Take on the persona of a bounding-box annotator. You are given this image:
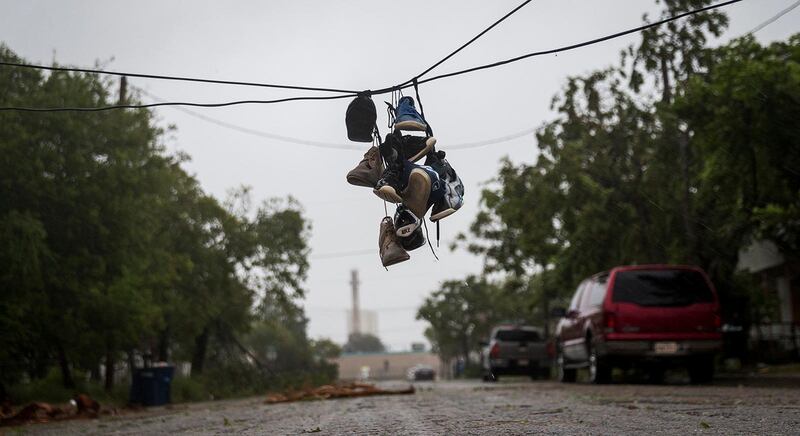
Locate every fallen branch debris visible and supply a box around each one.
[265,382,415,404]
[0,394,107,427]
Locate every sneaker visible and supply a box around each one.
[399,225,425,251]
[373,165,403,203]
[379,216,410,267]
[426,151,464,222]
[373,133,404,202]
[400,135,436,162]
[347,146,384,188]
[394,205,420,238]
[401,165,437,219]
[394,96,428,132]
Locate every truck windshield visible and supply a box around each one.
[612,269,714,307]
[495,330,540,342]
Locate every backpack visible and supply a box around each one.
[345,94,377,142]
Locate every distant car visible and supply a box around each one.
[407,364,435,381]
[553,264,722,384]
[481,325,552,381]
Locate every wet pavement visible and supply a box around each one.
[12,377,800,435]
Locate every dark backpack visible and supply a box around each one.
[345,94,377,142]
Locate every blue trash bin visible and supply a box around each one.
[130,366,174,406]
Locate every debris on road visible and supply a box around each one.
[264,382,414,404]
[0,394,106,427]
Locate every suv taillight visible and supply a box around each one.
[489,343,500,358]
[604,312,617,333]
[713,312,721,329]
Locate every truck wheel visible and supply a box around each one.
[557,347,576,383]
[588,343,611,384]
[688,357,714,384]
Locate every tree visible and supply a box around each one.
[343,333,385,353]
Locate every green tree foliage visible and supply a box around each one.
[427,2,799,366]
[0,45,323,397]
[416,276,532,367]
[342,333,386,353]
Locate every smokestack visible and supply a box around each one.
[350,269,360,335]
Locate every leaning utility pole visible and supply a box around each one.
[350,269,361,335]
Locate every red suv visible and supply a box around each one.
[553,265,722,384]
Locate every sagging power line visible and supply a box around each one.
[0,0,743,112]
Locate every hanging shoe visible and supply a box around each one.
[347,146,384,188]
[379,216,410,267]
[399,225,426,251]
[400,135,436,163]
[394,204,421,238]
[373,132,404,202]
[394,96,428,132]
[401,165,436,219]
[426,151,464,222]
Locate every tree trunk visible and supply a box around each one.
[157,328,170,362]
[678,132,697,263]
[104,351,115,391]
[191,326,210,376]
[90,363,102,382]
[56,342,75,389]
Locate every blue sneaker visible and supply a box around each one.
[394,96,428,132]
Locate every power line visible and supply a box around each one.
[145,87,537,151]
[0,93,357,112]
[0,60,358,94]
[411,0,534,82]
[748,0,800,34]
[0,0,744,112]
[414,0,744,87]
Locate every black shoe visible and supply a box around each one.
[399,225,425,251]
[400,135,436,163]
[425,151,464,222]
[394,205,420,238]
[373,164,403,203]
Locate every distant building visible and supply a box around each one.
[737,239,800,361]
[346,309,378,337]
[334,351,442,381]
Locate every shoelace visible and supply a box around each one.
[385,102,396,129]
[422,218,439,261]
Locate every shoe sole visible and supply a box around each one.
[373,186,403,203]
[347,174,378,188]
[430,207,457,222]
[382,252,410,267]
[395,120,428,132]
[402,169,431,219]
[407,137,436,163]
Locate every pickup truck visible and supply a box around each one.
[481,325,552,381]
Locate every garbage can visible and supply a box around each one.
[130,366,174,406]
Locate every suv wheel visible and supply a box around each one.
[557,345,576,383]
[587,342,611,384]
[688,357,714,384]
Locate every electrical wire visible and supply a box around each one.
[0,60,358,94]
[0,93,357,112]
[412,0,744,88]
[410,0,534,82]
[0,0,744,112]
[748,0,800,34]
[147,86,537,151]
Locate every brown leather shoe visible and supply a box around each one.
[347,146,384,188]
[379,217,410,267]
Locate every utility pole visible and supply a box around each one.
[350,269,361,335]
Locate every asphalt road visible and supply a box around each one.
[15,376,800,435]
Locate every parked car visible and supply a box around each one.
[481,325,552,381]
[407,364,435,381]
[553,265,722,384]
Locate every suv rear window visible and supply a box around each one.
[495,330,540,342]
[612,269,714,307]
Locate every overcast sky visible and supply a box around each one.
[1,0,797,351]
